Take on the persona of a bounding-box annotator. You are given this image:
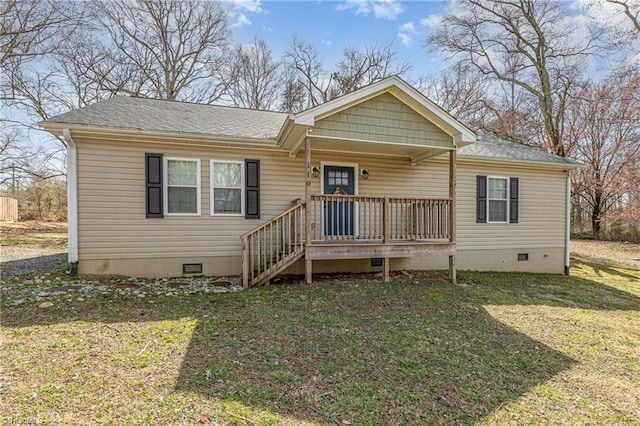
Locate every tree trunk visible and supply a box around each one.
[592,192,602,240]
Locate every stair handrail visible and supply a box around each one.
[241,201,306,288]
[240,200,305,240]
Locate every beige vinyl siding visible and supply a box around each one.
[313,93,453,148]
[76,137,568,276]
[76,140,449,263]
[455,163,567,250]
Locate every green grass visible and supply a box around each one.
[1,261,639,424]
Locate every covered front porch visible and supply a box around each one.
[241,137,458,287]
[241,77,475,287]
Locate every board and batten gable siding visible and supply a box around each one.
[455,163,567,251]
[312,92,453,148]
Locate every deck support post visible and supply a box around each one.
[448,149,457,284]
[383,257,390,282]
[242,238,249,288]
[304,136,313,284]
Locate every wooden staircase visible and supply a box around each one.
[241,202,306,288]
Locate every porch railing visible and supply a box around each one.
[308,195,452,242]
[241,201,306,288]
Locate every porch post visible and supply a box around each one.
[383,196,390,282]
[304,136,313,284]
[448,149,457,284]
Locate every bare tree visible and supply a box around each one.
[1,0,233,190]
[333,42,410,95]
[279,68,306,113]
[426,0,595,157]
[285,38,410,108]
[223,37,281,110]
[568,69,640,238]
[85,0,231,103]
[284,37,333,108]
[0,0,74,66]
[0,127,65,192]
[606,0,640,35]
[415,63,492,129]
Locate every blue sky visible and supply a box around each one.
[226,0,450,79]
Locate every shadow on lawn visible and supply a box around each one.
[3,271,640,424]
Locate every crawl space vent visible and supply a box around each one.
[517,253,529,261]
[182,263,203,274]
[371,258,383,267]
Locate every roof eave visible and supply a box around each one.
[41,123,280,147]
[457,154,586,170]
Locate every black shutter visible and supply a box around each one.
[509,177,519,223]
[146,153,163,218]
[245,159,260,219]
[476,175,487,223]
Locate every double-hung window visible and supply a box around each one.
[488,177,508,223]
[211,160,243,215]
[164,157,201,215]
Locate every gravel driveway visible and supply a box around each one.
[1,252,68,279]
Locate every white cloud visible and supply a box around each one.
[231,13,252,29]
[373,0,404,19]
[399,21,417,34]
[397,32,412,46]
[336,0,370,14]
[420,14,443,28]
[223,0,263,13]
[337,0,404,20]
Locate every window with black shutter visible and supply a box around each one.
[477,175,520,224]
[145,153,163,218]
[245,159,260,219]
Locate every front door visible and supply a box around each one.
[323,165,355,236]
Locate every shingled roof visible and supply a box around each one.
[41,95,581,168]
[41,96,289,141]
[458,133,582,167]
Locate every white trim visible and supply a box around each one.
[320,162,359,237]
[62,128,78,264]
[487,176,509,224]
[565,170,574,275]
[210,159,244,217]
[163,157,201,216]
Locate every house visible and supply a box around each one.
[39,76,583,287]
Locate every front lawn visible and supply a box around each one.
[1,260,639,424]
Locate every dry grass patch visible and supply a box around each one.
[1,221,67,262]
[2,264,639,424]
[1,237,639,424]
[572,239,640,270]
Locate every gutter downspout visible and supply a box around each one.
[63,128,79,275]
[565,169,577,276]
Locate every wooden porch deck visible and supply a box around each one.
[241,193,456,287]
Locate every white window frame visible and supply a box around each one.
[210,159,244,216]
[487,176,509,224]
[163,157,201,216]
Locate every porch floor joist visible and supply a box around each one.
[305,241,455,260]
